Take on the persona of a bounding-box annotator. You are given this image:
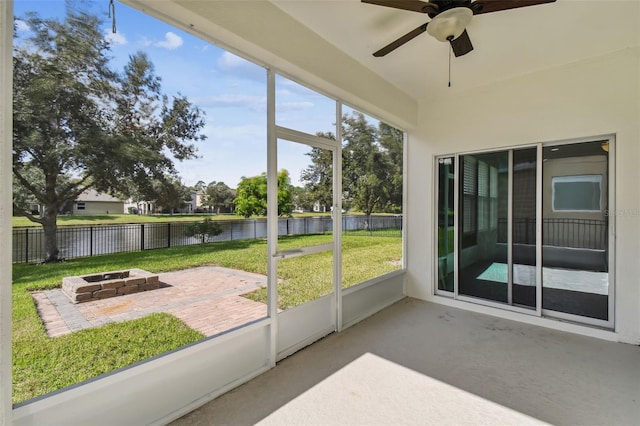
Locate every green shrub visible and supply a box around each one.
[184,218,223,243]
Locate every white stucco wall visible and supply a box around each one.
[407,47,640,344]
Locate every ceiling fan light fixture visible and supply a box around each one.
[426,7,473,42]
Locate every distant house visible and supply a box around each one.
[313,201,327,213]
[189,190,206,213]
[74,189,124,215]
[124,199,155,215]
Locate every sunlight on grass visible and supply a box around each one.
[12,313,203,405]
[12,234,401,404]
[243,235,402,309]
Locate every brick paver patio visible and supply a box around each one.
[32,266,268,338]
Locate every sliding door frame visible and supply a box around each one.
[434,154,457,298]
[449,144,541,316]
[540,135,616,329]
[507,149,514,306]
[434,135,615,329]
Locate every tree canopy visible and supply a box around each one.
[300,134,334,213]
[300,112,403,216]
[153,177,191,214]
[234,170,293,218]
[12,7,206,262]
[203,181,236,214]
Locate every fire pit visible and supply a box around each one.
[62,268,159,303]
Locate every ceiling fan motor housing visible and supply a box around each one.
[426,7,473,42]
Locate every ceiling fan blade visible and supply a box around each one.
[449,29,473,57]
[361,0,438,14]
[373,23,428,57]
[470,0,556,15]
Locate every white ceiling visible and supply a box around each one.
[272,0,640,100]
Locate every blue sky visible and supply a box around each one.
[14,0,347,188]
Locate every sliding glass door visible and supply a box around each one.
[458,151,509,304]
[512,148,538,309]
[435,138,614,327]
[437,157,455,292]
[542,141,611,323]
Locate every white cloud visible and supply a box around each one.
[138,36,152,47]
[216,51,266,81]
[201,94,267,112]
[276,88,295,97]
[155,32,183,50]
[206,123,266,142]
[104,30,127,46]
[277,101,315,112]
[15,20,29,33]
[217,51,248,70]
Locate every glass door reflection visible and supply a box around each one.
[458,151,509,303]
[437,157,455,292]
[440,140,613,325]
[542,141,610,321]
[512,148,537,309]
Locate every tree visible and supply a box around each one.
[192,180,206,192]
[203,181,236,214]
[277,170,294,216]
[154,177,190,214]
[300,133,334,212]
[377,122,404,212]
[12,8,206,262]
[300,113,403,217]
[122,178,157,215]
[290,186,315,212]
[235,174,267,218]
[341,112,383,216]
[184,218,223,243]
[12,166,46,215]
[234,170,293,218]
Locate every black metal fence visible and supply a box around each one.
[498,217,607,250]
[12,215,402,263]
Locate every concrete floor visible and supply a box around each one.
[170,298,640,425]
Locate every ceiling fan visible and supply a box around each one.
[364,0,556,57]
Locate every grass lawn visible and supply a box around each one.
[245,235,402,308]
[12,234,401,404]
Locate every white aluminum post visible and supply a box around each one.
[0,2,13,425]
[607,136,616,329]
[508,150,514,305]
[536,144,543,316]
[334,102,343,331]
[402,130,407,292]
[266,69,278,367]
[433,157,440,295]
[453,154,460,298]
